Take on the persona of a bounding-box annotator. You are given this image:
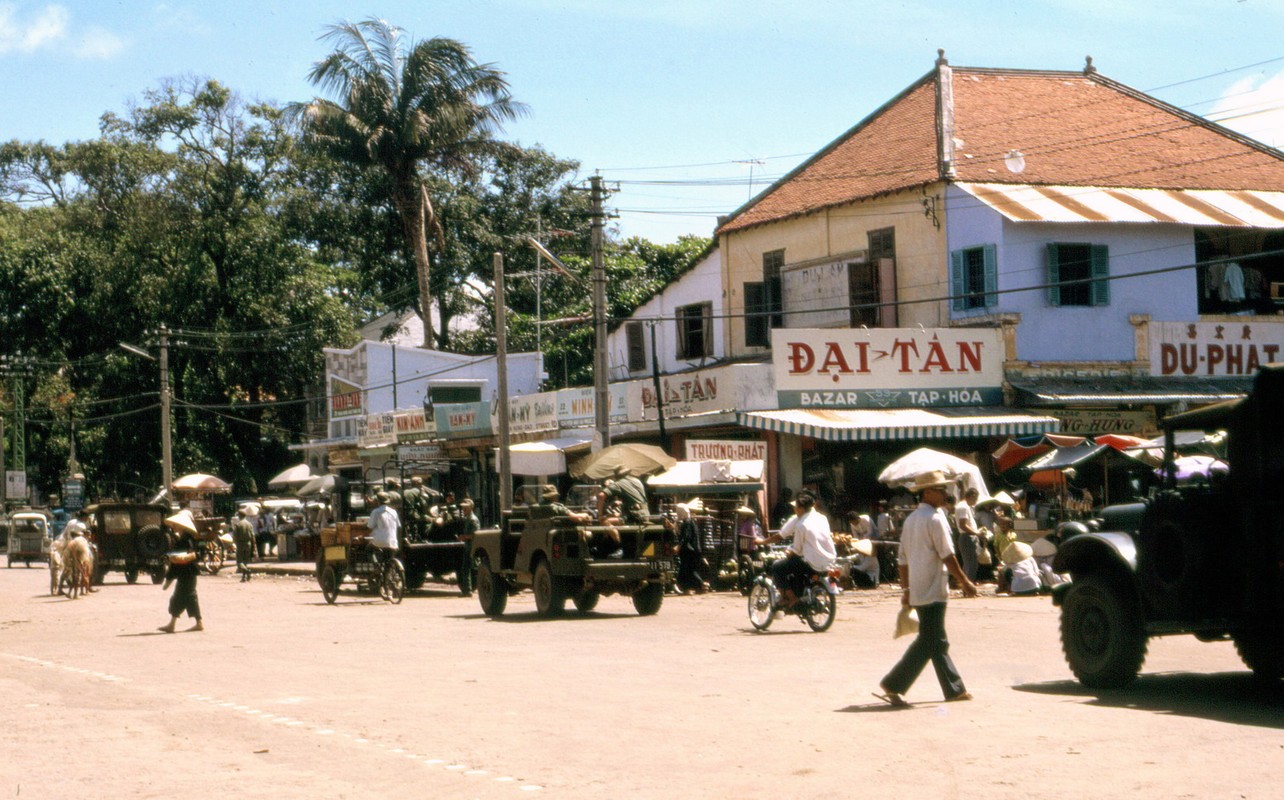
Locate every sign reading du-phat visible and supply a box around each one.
[772,328,1004,408]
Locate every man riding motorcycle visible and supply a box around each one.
[757,490,837,610]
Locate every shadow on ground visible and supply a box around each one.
[1014,671,1284,729]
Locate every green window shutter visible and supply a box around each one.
[1090,244,1110,306]
[1047,243,1062,306]
[983,244,998,307]
[950,250,966,311]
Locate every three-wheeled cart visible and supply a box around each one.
[315,521,405,604]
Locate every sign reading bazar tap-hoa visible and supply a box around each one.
[772,328,1004,408]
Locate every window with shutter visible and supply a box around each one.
[744,282,768,347]
[626,322,646,371]
[675,302,713,359]
[950,245,998,310]
[1047,242,1107,306]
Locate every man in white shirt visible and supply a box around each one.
[877,471,977,707]
[759,490,836,609]
[368,492,401,555]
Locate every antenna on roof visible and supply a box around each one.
[936,48,948,67]
[1084,55,1096,75]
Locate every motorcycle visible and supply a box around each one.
[747,565,841,632]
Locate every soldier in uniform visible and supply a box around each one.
[401,476,424,541]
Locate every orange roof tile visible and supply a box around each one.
[718,65,1284,235]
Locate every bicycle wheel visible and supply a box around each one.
[748,580,776,631]
[381,558,406,604]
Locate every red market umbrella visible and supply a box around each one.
[992,433,1085,474]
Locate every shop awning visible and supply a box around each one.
[737,407,1060,442]
[958,183,1284,228]
[499,435,593,476]
[1010,376,1252,406]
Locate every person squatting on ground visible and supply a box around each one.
[758,490,837,609]
[877,471,977,707]
[231,509,255,582]
[672,502,709,594]
[159,529,203,633]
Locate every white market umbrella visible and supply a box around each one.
[171,473,232,493]
[267,463,315,489]
[296,474,337,497]
[878,447,989,498]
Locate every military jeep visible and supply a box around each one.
[1052,364,1284,688]
[86,502,172,585]
[471,504,675,618]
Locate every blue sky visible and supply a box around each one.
[3,0,1283,243]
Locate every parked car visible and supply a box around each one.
[6,509,52,567]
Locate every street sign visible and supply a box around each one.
[6,470,27,500]
[62,477,85,512]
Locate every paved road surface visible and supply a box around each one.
[2,564,1281,798]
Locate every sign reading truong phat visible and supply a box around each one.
[772,328,1004,408]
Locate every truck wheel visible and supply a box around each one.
[150,565,166,584]
[573,590,600,614]
[1233,629,1284,682]
[1060,575,1147,689]
[533,559,565,617]
[404,568,427,591]
[632,583,664,616]
[125,568,139,585]
[320,565,339,604]
[476,558,508,617]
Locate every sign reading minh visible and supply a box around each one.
[772,328,1005,408]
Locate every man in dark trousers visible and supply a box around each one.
[231,509,255,582]
[876,471,977,707]
[159,526,203,633]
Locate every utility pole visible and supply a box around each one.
[159,325,173,497]
[493,252,513,513]
[590,174,611,451]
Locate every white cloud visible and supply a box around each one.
[0,2,69,54]
[74,25,124,59]
[1209,70,1284,149]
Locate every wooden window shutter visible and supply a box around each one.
[1090,244,1110,306]
[950,250,966,311]
[983,244,998,307]
[1046,243,1062,306]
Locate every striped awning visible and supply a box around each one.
[958,183,1284,228]
[738,407,1060,442]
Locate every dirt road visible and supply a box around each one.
[2,565,1280,799]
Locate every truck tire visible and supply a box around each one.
[533,559,565,617]
[1233,629,1284,682]
[572,589,600,614]
[1138,510,1209,618]
[1060,574,1148,689]
[404,567,427,590]
[632,583,664,616]
[476,557,508,617]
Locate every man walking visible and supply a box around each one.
[877,471,977,707]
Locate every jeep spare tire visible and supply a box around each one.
[137,525,170,558]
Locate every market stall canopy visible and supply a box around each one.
[878,447,989,498]
[1156,455,1229,483]
[499,435,593,477]
[647,460,765,495]
[267,463,315,489]
[296,474,337,497]
[1021,443,1109,474]
[570,443,677,481]
[1122,430,1228,467]
[739,407,1059,443]
[171,473,231,493]
[1092,434,1149,452]
[992,433,1086,474]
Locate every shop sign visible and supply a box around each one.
[634,369,732,418]
[772,328,1004,408]
[1150,321,1284,377]
[503,391,559,434]
[1050,409,1155,436]
[397,444,443,462]
[358,412,396,447]
[435,401,492,438]
[329,376,363,419]
[62,477,84,512]
[685,439,767,461]
[557,385,628,428]
[328,447,360,466]
[394,409,433,443]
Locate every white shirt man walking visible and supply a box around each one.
[876,471,978,707]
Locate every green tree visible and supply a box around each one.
[299,17,526,350]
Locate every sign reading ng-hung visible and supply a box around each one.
[772,328,1004,408]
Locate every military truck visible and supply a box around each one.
[471,504,675,618]
[1052,364,1284,688]
[85,501,172,585]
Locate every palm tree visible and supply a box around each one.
[300,18,526,348]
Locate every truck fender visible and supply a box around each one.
[1051,532,1138,606]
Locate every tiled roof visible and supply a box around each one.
[718,64,1284,235]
